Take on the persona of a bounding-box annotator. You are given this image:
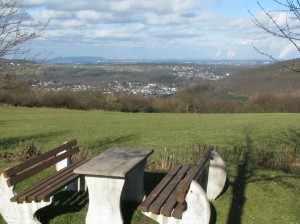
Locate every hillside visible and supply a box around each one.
[1,58,299,112]
[2,57,299,98]
[0,59,257,95]
[205,59,300,98]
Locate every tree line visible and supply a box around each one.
[1,74,299,113]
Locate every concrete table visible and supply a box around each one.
[74,147,153,224]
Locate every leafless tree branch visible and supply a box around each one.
[252,43,300,72]
[249,0,300,71]
[0,0,50,59]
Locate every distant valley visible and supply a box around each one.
[1,57,300,113]
[0,57,272,97]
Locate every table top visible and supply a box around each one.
[74,147,153,177]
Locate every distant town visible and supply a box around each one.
[31,80,178,96]
[2,57,271,96]
[29,63,233,96]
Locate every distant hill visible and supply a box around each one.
[45,57,107,64]
[209,58,300,97]
[1,56,299,99]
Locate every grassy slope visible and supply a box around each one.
[0,106,299,223]
[1,106,299,153]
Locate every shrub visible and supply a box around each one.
[149,144,299,172]
[72,147,92,162]
[14,139,41,160]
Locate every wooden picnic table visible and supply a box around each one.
[74,147,153,224]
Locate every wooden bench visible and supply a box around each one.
[138,150,226,224]
[0,139,89,224]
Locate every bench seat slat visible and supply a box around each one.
[3,139,77,178]
[7,146,80,187]
[160,166,204,217]
[149,165,190,214]
[177,151,211,203]
[27,171,78,202]
[160,183,183,216]
[139,150,213,220]
[37,173,81,201]
[138,164,182,212]
[10,159,89,203]
[172,202,186,219]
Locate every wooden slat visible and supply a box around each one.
[138,164,182,212]
[37,173,81,201]
[160,168,207,216]
[194,167,206,184]
[11,159,89,203]
[160,185,183,216]
[149,165,190,214]
[177,150,212,203]
[172,202,187,219]
[6,146,80,187]
[139,149,213,218]
[3,139,77,178]
[161,169,206,217]
[34,160,89,202]
[27,171,77,202]
[11,161,76,202]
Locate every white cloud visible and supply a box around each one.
[227,50,236,58]
[20,0,300,59]
[77,10,114,23]
[279,42,299,59]
[172,0,197,12]
[215,49,222,57]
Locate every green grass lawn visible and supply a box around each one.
[1,106,299,155]
[0,105,299,223]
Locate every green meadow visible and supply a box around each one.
[0,106,299,223]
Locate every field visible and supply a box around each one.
[0,106,299,223]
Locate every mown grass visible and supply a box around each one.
[0,105,300,223]
[1,106,299,155]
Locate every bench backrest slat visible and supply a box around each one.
[3,139,77,178]
[6,146,80,187]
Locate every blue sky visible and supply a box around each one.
[23,0,300,60]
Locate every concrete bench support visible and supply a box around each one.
[206,151,227,201]
[0,174,53,224]
[85,176,125,224]
[74,147,153,224]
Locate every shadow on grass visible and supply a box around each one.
[86,134,138,154]
[36,191,88,224]
[226,135,256,224]
[209,203,217,224]
[121,171,167,224]
[121,201,141,224]
[0,131,70,150]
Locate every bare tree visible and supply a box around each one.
[0,0,49,59]
[249,0,300,70]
